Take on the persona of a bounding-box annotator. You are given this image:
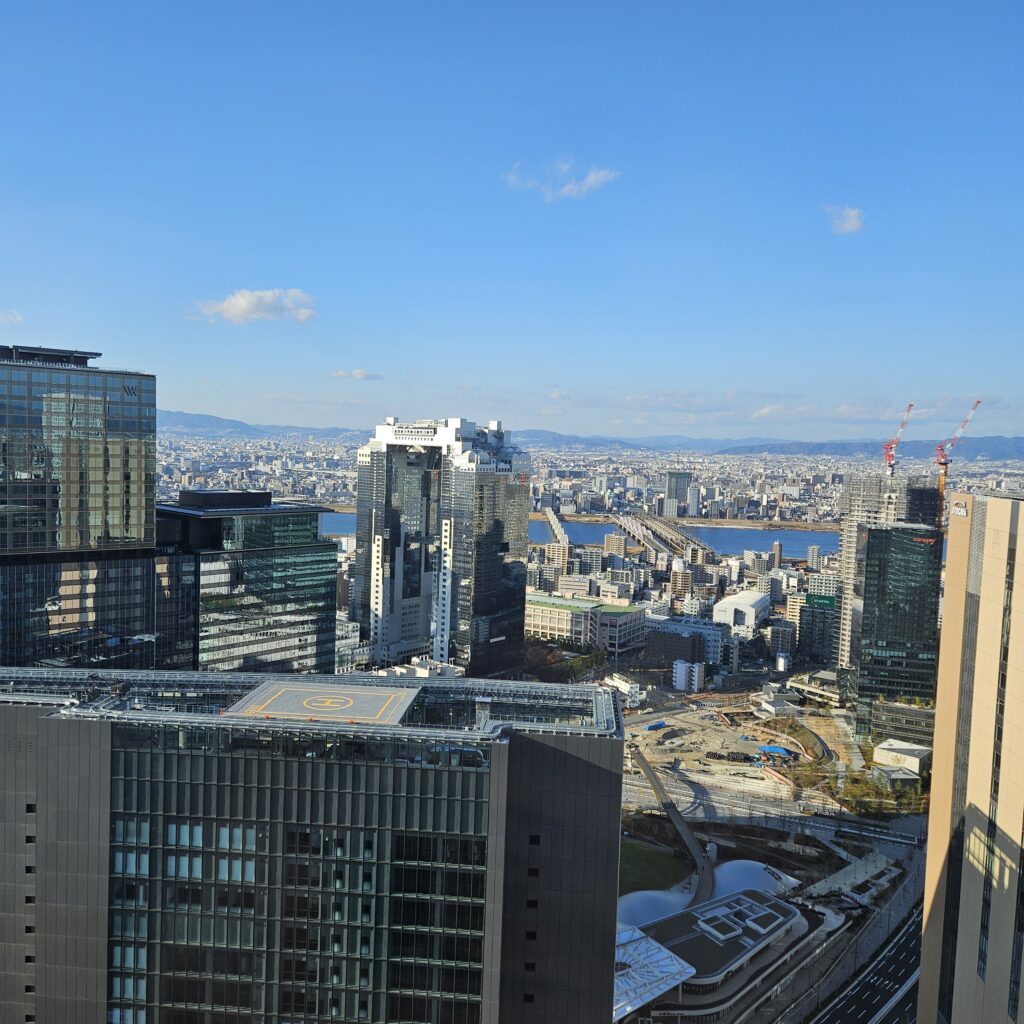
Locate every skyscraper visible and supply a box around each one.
[352,418,530,674]
[851,523,942,732]
[664,470,693,507]
[0,666,623,1024]
[0,344,156,667]
[836,474,940,669]
[797,594,838,665]
[920,492,1024,1024]
[155,489,337,673]
[806,544,821,570]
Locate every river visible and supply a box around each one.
[325,512,839,559]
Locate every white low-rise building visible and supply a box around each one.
[713,591,771,638]
[672,660,706,693]
[873,737,932,776]
[602,672,646,708]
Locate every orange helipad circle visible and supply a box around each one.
[303,695,355,711]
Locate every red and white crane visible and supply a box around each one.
[935,400,981,518]
[883,402,915,475]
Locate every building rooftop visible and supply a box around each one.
[641,889,800,984]
[0,667,622,742]
[526,593,601,611]
[157,494,329,517]
[226,679,419,725]
[874,737,932,757]
[613,925,696,1023]
[0,344,101,367]
[714,591,771,610]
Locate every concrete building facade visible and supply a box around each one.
[920,493,1024,1024]
[0,668,623,1024]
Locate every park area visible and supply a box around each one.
[619,837,687,895]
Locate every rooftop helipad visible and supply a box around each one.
[225,680,420,726]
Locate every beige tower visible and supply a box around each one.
[919,492,1024,1024]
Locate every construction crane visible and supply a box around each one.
[935,400,981,520]
[883,402,915,475]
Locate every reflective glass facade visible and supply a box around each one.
[0,347,156,667]
[1,551,156,667]
[853,523,943,725]
[443,462,530,673]
[353,419,530,674]
[156,502,337,674]
[0,354,155,553]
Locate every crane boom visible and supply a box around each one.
[883,402,915,474]
[935,399,981,525]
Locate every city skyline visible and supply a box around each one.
[2,3,1021,438]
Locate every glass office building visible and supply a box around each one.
[851,522,943,736]
[0,345,156,667]
[1,667,623,1024]
[156,490,337,674]
[352,418,530,675]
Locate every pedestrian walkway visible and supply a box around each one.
[830,709,865,769]
[804,851,893,896]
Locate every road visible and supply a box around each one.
[809,906,922,1024]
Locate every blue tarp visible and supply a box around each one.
[760,745,792,756]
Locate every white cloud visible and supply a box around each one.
[0,309,24,324]
[331,368,383,381]
[197,288,315,324]
[505,158,620,202]
[826,205,865,234]
[547,388,570,401]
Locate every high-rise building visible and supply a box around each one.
[797,594,838,665]
[351,418,530,674]
[851,523,942,727]
[920,493,1024,1024]
[686,484,702,516]
[603,532,626,558]
[669,558,692,598]
[806,544,822,570]
[664,470,693,505]
[784,592,806,643]
[808,572,840,598]
[0,667,623,1024]
[836,474,940,669]
[0,345,157,668]
[155,489,337,673]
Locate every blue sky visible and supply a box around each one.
[1,2,1021,439]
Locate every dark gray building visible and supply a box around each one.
[0,344,157,668]
[797,594,837,665]
[851,522,943,737]
[0,667,623,1024]
[155,489,337,674]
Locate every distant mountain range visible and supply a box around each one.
[158,409,369,443]
[157,410,1024,460]
[718,437,1024,460]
